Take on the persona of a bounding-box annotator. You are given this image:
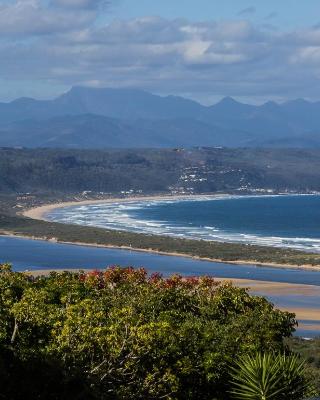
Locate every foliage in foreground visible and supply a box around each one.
[230,352,315,400]
[0,263,300,399]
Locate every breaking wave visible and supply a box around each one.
[45,195,320,252]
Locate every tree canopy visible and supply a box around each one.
[0,264,299,399]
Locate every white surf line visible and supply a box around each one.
[44,194,320,253]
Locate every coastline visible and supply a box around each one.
[22,194,229,220]
[2,230,320,272]
[10,193,319,272]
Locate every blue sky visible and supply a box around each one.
[111,0,320,30]
[1,0,320,104]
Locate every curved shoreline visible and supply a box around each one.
[23,193,320,254]
[22,194,228,221]
[3,230,320,272]
[16,194,320,272]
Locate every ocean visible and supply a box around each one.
[47,194,320,252]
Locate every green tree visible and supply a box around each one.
[0,265,298,399]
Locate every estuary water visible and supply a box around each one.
[47,194,320,252]
[1,236,320,337]
[1,235,320,284]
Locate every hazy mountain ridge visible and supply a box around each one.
[1,87,320,148]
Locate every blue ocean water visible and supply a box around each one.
[47,195,320,251]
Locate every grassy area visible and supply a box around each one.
[2,212,320,267]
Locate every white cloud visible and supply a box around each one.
[0,0,97,36]
[290,46,320,64]
[1,7,320,102]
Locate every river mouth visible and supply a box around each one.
[45,194,320,252]
[2,235,320,338]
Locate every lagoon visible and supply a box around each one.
[1,236,320,337]
[1,235,320,284]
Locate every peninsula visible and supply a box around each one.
[1,195,320,271]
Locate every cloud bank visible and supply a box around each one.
[1,0,320,102]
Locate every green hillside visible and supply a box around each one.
[2,147,320,194]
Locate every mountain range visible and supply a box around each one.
[1,86,320,148]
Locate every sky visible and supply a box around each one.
[1,0,320,104]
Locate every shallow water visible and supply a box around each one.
[1,236,320,284]
[1,236,320,337]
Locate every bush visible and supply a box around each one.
[0,264,297,399]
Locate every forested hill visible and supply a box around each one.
[1,147,320,195]
[2,87,320,148]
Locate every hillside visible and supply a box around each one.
[0,114,248,149]
[1,147,320,195]
[1,87,320,148]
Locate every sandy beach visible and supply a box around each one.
[22,194,227,221]
[12,194,320,272]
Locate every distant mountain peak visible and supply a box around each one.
[11,97,37,105]
[2,86,320,149]
[216,96,240,106]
